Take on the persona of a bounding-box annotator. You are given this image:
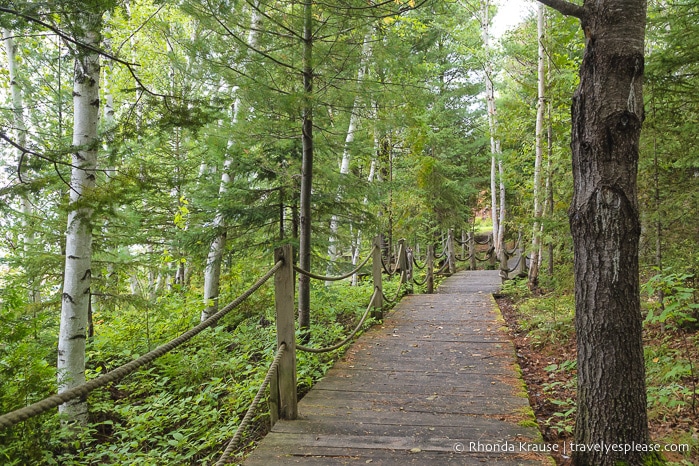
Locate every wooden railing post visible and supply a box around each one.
[398,238,407,273]
[516,232,527,277]
[499,247,510,283]
[372,236,383,320]
[397,238,413,294]
[273,245,297,421]
[488,234,496,268]
[447,229,456,275]
[468,232,477,271]
[461,229,468,261]
[427,243,434,294]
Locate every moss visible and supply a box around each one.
[611,451,667,466]
[642,451,667,466]
[517,419,539,428]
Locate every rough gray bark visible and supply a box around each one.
[537,1,655,464]
[298,0,313,333]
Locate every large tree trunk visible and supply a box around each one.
[298,0,314,334]
[528,5,546,289]
[57,9,102,425]
[537,1,653,464]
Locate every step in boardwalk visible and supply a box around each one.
[243,271,552,465]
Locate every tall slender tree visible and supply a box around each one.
[298,0,314,334]
[479,0,505,258]
[202,4,262,321]
[327,30,373,278]
[528,4,545,289]
[2,28,41,305]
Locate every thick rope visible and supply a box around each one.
[381,271,406,304]
[433,260,451,276]
[506,237,521,256]
[380,243,405,276]
[294,245,375,282]
[474,248,494,262]
[296,288,378,354]
[412,255,426,270]
[215,344,287,465]
[412,273,428,286]
[0,260,283,430]
[503,253,523,274]
[433,244,447,259]
[474,235,491,245]
[455,252,473,262]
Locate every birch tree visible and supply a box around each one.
[2,28,41,304]
[57,6,103,425]
[527,4,545,289]
[480,0,505,258]
[327,31,373,278]
[202,5,262,321]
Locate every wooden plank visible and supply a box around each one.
[269,416,540,440]
[244,442,548,466]
[244,449,548,466]
[242,270,550,465]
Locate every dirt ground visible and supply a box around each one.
[496,296,699,466]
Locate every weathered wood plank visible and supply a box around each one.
[241,270,551,465]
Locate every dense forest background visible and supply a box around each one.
[0,0,697,464]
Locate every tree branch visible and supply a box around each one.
[0,6,138,67]
[536,0,584,19]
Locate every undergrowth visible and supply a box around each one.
[0,263,398,465]
[500,271,699,465]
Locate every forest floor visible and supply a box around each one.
[497,296,699,466]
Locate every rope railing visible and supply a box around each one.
[1,228,518,462]
[296,288,379,354]
[0,260,283,430]
[433,244,447,259]
[214,343,287,466]
[434,258,451,276]
[455,252,473,262]
[381,271,407,304]
[412,255,426,270]
[474,234,492,245]
[380,242,406,276]
[506,235,522,256]
[294,245,376,282]
[412,273,429,287]
[502,252,524,274]
[474,247,495,262]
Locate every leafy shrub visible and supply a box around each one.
[643,272,699,330]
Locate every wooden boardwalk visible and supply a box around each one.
[243,271,552,465]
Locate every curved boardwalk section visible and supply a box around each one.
[243,270,552,465]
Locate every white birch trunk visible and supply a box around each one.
[57,11,102,424]
[528,5,545,288]
[481,0,503,257]
[2,29,41,304]
[327,32,373,278]
[201,6,261,321]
